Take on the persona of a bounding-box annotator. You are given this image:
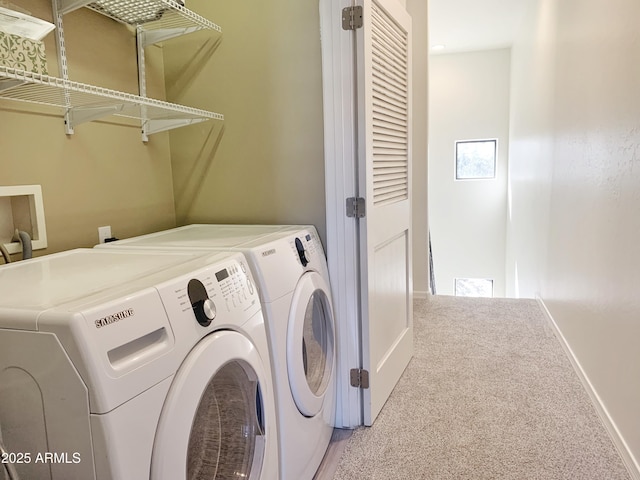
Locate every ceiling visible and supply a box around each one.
[428,0,534,54]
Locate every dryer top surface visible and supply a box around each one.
[100,224,294,249]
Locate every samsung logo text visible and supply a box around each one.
[95,308,135,329]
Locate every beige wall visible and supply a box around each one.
[429,49,511,297]
[509,0,640,471]
[162,0,327,243]
[0,0,176,262]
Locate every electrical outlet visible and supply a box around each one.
[98,226,112,244]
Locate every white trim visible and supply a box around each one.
[413,290,429,300]
[320,0,362,428]
[536,296,640,480]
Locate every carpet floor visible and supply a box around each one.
[332,295,631,479]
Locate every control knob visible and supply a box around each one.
[188,279,216,327]
[295,237,309,267]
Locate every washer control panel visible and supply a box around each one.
[213,260,256,313]
[166,256,258,328]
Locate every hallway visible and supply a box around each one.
[328,296,630,479]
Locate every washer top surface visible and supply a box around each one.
[0,248,219,313]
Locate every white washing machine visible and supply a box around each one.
[0,248,278,480]
[96,224,336,480]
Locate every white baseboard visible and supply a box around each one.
[536,297,640,480]
[413,290,429,299]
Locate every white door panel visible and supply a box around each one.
[357,0,413,426]
[370,232,410,365]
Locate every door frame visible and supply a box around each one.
[320,0,362,428]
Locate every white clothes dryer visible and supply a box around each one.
[96,224,337,480]
[0,248,278,480]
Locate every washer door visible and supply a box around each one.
[287,271,335,417]
[151,330,268,480]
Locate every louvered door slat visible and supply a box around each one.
[374,131,406,142]
[373,160,407,166]
[372,74,407,102]
[373,176,408,187]
[372,61,407,87]
[372,12,407,54]
[372,46,406,81]
[373,134,407,143]
[373,84,407,112]
[372,190,407,204]
[373,112,407,130]
[373,98,406,119]
[373,166,408,175]
[373,169,408,178]
[373,125,407,139]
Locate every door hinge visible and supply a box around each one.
[342,6,363,30]
[350,368,370,389]
[346,197,366,218]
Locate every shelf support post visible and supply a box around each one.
[51,0,74,135]
[136,26,149,142]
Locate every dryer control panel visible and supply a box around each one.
[289,230,321,267]
[247,227,329,303]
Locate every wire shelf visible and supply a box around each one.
[0,66,223,134]
[57,0,220,45]
[4,1,222,137]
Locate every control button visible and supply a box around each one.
[240,262,246,273]
[247,278,254,295]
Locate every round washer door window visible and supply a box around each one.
[151,331,269,480]
[287,271,335,417]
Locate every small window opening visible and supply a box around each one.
[454,278,494,297]
[455,139,497,179]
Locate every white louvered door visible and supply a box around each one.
[356,0,413,425]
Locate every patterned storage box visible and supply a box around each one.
[0,31,48,74]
